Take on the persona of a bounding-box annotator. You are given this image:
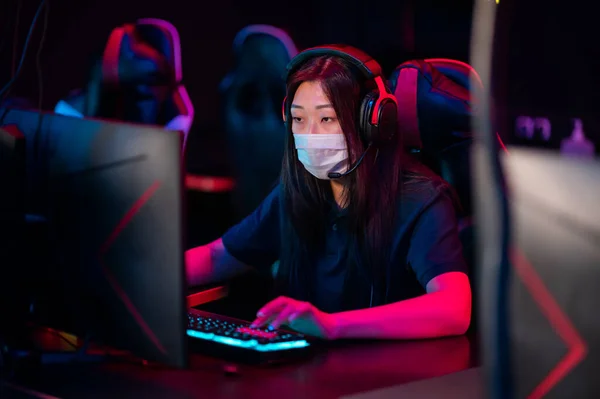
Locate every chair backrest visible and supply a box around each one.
[388,58,505,332]
[388,58,478,218]
[220,25,298,218]
[54,19,194,149]
[135,18,194,147]
[219,24,298,93]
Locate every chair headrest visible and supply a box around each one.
[232,24,298,60]
[90,19,196,130]
[220,25,298,93]
[388,59,478,152]
[102,20,179,88]
[389,58,483,218]
[55,19,193,144]
[136,18,183,82]
[423,59,483,91]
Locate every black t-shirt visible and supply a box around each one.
[222,174,468,313]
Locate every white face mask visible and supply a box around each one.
[293,134,349,180]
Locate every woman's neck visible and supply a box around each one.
[330,180,348,209]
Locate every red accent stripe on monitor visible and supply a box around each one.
[511,249,587,399]
[98,180,167,354]
[497,133,509,153]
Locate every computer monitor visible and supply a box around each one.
[499,149,600,398]
[471,0,600,398]
[0,107,188,368]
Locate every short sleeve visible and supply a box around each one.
[221,185,281,272]
[407,187,468,288]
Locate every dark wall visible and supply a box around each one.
[492,0,600,154]
[1,0,474,173]
[2,0,474,112]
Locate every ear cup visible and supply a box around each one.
[377,99,399,142]
[359,90,379,144]
[358,93,398,145]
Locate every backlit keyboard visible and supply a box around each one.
[187,308,313,364]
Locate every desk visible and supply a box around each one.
[2,335,477,399]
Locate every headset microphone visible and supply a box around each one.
[327,143,373,179]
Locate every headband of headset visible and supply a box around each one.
[284,44,396,129]
[286,44,383,81]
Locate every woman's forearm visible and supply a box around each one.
[331,290,471,340]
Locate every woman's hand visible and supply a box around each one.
[250,296,338,340]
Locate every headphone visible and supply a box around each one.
[283,44,398,146]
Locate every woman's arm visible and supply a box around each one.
[331,272,471,339]
[185,238,253,286]
[329,186,473,340]
[329,184,473,340]
[186,185,282,286]
[253,272,471,340]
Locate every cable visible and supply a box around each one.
[12,0,23,78]
[33,0,50,162]
[36,1,49,112]
[0,0,47,104]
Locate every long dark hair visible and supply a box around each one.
[277,55,408,310]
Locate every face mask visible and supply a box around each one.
[293,134,349,180]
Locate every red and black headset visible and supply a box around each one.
[282,44,398,147]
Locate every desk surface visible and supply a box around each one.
[2,335,478,399]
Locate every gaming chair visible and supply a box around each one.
[388,58,505,331]
[220,25,298,219]
[54,18,194,149]
[389,58,479,268]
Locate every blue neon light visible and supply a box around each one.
[186,330,310,352]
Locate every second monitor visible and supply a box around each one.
[0,108,188,368]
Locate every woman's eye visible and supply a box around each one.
[292,117,303,123]
[322,117,335,123]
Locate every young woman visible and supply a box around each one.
[186,45,471,341]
